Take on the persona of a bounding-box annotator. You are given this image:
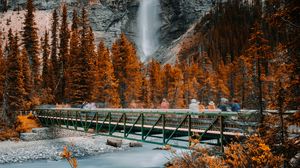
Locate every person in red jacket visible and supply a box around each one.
[160,98,169,109]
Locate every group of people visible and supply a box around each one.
[159,98,240,112]
[188,98,240,112]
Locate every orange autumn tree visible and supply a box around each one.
[86,26,98,102]
[231,55,255,108]
[40,31,54,104]
[182,62,200,107]
[57,4,70,103]
[96,41,120,107]
[246,22,273,122]
[112,33,142,107]
[66,14,80,102]
[3,32,27,126]
[0,40,5,106]
[215,62,230,103]
[68,8,94,104]
[166,63,184,108]
[140,75,151,108]
[148,59,163,107]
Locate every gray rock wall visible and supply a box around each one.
[1,0,213,62]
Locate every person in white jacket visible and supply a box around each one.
[189,99,199,112]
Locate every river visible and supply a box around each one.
[1,143,186,168]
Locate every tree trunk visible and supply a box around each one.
[257,57,264,124]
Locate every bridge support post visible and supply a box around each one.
[84,113,88,132]
[141,113,144,141]
[162,114,166,144]
[188,114,191,147]
[123,113,126,138]
[75,111,78,131]
[109,112,112,135]
[220,116,224,153]
[95,112,99,134]
[66,111,69,129]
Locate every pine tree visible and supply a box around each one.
[162,64,172,100]
[246,23,272,123]
[50,9,59,95]
[68,7,92,103]
[167,64,184,108]
[20,47,32,109]
[182,63,200,107]
[86,26,98,101]
[96,41,120,107]
[140,75,151,108]
[58,4,70,102]
[0,41,5,107]
[148,59,163,107]
[41,31,51,89]
[66,29,80,102]
[22,0,40,89]
[3,33,27,126]
[112,33,142,107]
[71,9,79,31]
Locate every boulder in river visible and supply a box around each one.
[129,142,143,147]
[107,138,122,147]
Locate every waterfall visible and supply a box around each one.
[137,0,161,61]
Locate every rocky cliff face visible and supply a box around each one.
[156,0,213,63]
[0,0,213,63]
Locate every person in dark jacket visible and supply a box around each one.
[218,98,230,111]
[231,99,241,112]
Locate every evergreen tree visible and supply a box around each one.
[140,75,151,108]
[58,4,70,102]
[0,41,5,106]
[166,64,184,108]
[50,9,59,94]
[41,31,51,89]
[182,63,200,107]
[68,7,92,103]
[86,26,98,101]
[96,41,120,107]
[3,33,26,126]
[20,47,32,109]
[71,9,79,31]
[112,33,142,107]
[66,28,80,101]
[246,23,272,123]
[148,59,163,107]
[22,0,40,89]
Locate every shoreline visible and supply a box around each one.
[0,128,132,164]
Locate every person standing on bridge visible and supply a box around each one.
[207,101,216,111]
[189,99,199,112]
[198,102,205,112]
[160,98,169,109]
[231,99,241,112]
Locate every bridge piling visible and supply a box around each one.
[220,116,224,153]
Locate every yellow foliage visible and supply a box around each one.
[0,128,19,141]
[169,135,283,168]
[61,146,78,168]
[15,113,41,133]
[224,135,284,167]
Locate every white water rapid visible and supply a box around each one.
[137,0,161,62]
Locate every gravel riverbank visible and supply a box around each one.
[0,129,131,164]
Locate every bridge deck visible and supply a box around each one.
[33,107,263,151]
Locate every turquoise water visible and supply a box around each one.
[1,143,180,168]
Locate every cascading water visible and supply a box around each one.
[137,0,161,62]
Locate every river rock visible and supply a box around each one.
[107,138,122,147]
[129,142,143,147]
[32,127,49,134]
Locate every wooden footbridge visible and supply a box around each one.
[33,107,262,152]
